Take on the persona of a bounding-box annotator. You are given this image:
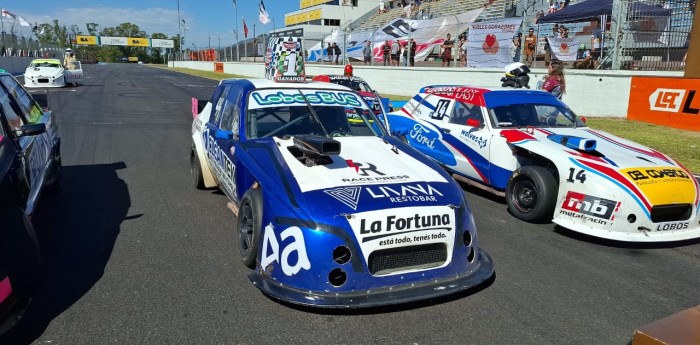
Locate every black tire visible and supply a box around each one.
[238,188,263,269]
[0,206,41,302]
[505,166,558,223]
[191,149,205,190]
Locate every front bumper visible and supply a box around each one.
[248,250,494,308]
[555,218,700,242]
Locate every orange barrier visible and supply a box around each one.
[632,305,700,345]
[214,62,224,73]
[628,77,700,132]
[188,49,217,61]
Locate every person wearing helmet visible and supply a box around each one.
[64,48,76,69]
[344,64,353,76]
[500,62,531,89]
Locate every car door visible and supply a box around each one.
[439,100,492,183]
[402,94,459,166]
[0,89,50,216]
[215,84,243,201]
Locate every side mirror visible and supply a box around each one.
[466,118,482,128]
[215,129,234,140]
[19,123,46,137]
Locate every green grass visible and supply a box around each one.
[156,66,699,173]
[586,118,700,173]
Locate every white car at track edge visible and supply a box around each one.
[24,59,83,88]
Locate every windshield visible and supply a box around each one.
[30,61,61,68]
[246,89,384,139]
[489,103,586,128]
[332,79,372,92]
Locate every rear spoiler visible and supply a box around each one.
[191,98,209,119]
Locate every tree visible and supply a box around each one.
[101,22,147,61]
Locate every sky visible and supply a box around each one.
[5,0,299,48]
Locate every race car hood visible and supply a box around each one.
[241,136,460,221]
[502,126,700,206]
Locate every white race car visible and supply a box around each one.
[24,59,83,88]
[388,85,700,242]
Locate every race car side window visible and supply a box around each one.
[0,75,42,123]
[212,85,232,128]
[220,85,242,135]
[449,101,484,126]
[0,92,26,132]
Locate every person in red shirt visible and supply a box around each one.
[381,40,391,66]
[541,61,566,99]
[441,33,453,67]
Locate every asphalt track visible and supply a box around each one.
[2,63,700,345]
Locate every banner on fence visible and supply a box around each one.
[466,17,523,68]
[547,37,579,61]
[628,77,700,131]
[306,9,483,63]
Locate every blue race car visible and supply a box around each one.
[188,36,493,308]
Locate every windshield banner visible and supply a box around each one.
[249,89,367,109]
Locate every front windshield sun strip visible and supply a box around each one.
[297,89,329,137]
[374,90,391,134]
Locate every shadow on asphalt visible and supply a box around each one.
[274,272,497,316]
[0,162,132,345]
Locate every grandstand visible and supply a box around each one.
[352,0,507,31]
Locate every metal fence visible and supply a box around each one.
[0,33,63,58]
[607,0,693,70]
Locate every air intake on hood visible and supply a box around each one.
[547,134,597,153]
[289,135,341,167]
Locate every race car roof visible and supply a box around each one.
[29,59,62,64]
[418,84,562,108]
[311,75,368,83]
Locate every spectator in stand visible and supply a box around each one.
[544,36,552,65]
[510,33,522,62]
[524,28,537,67]
[327,43,333,64]
[391,40,400,66]
[441,33,454,67]
[591,20,604,64]
[363,41,373,65]
[540,61,566,99]
[409,38,417,66]
[333,43,341,64]
[382,40,392,66]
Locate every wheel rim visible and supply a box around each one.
[239,201,254,257]
[512,178,538,213]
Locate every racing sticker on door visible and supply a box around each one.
[346,205,455,266]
